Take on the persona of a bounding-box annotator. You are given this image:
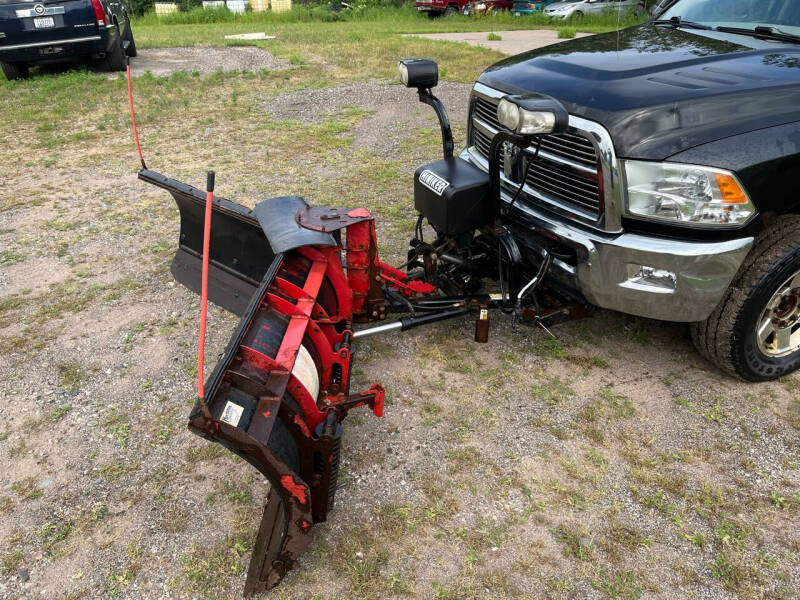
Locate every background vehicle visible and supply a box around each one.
[414,0,469,17]
[463,0,513,15]
[513,0,558,16]
[0,0,136,80]
[544,0,644,19]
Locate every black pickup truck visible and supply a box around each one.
[460,0,800,380]
[0,0,136,80]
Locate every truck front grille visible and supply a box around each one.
[471,95,603,219]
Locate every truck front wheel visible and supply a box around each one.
[691,216,800,381]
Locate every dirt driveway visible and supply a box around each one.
[0,42,799,600]
[406,30,592,55]
[129,46,290,76]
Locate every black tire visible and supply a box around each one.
[427,10,439,18]
[444,4,457,16]
[573,10,583,18]
[691,216,800,381]
[1,61,29,81]
[124,19,137,58]
[100,27,126,72]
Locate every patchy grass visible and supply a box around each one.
[57,360,91,393]
[0,549,22,575]
[179,534,249,597]
[11,477,43,501]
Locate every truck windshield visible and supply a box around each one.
[661,0,800,34]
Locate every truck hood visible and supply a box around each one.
[478,25,800,159]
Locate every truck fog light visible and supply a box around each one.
[625,264,677,291]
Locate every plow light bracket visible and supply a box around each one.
[497,93,570,137]
[399,58,453,160]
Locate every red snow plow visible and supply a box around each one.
[133,58,589,594]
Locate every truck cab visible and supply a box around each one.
[459,0,800,380]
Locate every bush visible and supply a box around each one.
[124,0,154,17]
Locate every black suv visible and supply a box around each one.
[0,0,136,80]
[462,0,800,380]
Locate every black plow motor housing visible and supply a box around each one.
[414,157,492,236]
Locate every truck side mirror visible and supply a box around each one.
[497,93,570,137]
[398,58,439,89]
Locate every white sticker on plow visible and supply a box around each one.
[220,401,244,427]
[419,169,450,196]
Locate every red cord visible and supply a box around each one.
[126,62,147,170]
[197,186,213,400]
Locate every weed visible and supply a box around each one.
[420,401,441,426]
[534,337,567,359]
[554,523,593,561]
[57,360,89,393]
[0,549,22,574]
[533,376,574,406]
[770,490,788,509]
[0,495,12,515]
[107,568,136,597]
[592,568,643,599]
[446,446,482,472]
[487,32,502,41]
[180,535,248,595]
[624,319,651,345]
[0,249,24,266]
[185,443,226,463]
[703,395,726,423]
[11,477,43,500]
[103,408,132,448]
[39,519,75,557]
[50,404,72,421]
[710,551,756,590]
[587,448,608,468]
[558,26,577,38]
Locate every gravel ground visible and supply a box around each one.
[1,69,799,600]
[129,47,290,77]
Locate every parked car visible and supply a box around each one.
[463,0,513,15]
[0,0,136,80]
[543,0,644,19]
[414,0,469,17]
[458,0,800,380]
[513,0,558,16]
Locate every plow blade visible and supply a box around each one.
[139,169,276,315]
[143,169,386,594]
[187,247,355,594]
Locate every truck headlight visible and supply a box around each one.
[497,94,569,136]
[623,160,755,226]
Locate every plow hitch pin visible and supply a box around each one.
[475,308,489,343]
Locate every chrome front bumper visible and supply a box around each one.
[460,147,754,323]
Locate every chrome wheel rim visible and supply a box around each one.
[756,270,800,358]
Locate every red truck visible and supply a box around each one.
[415,0,512,17]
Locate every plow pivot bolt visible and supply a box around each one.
[372,310,378,317]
